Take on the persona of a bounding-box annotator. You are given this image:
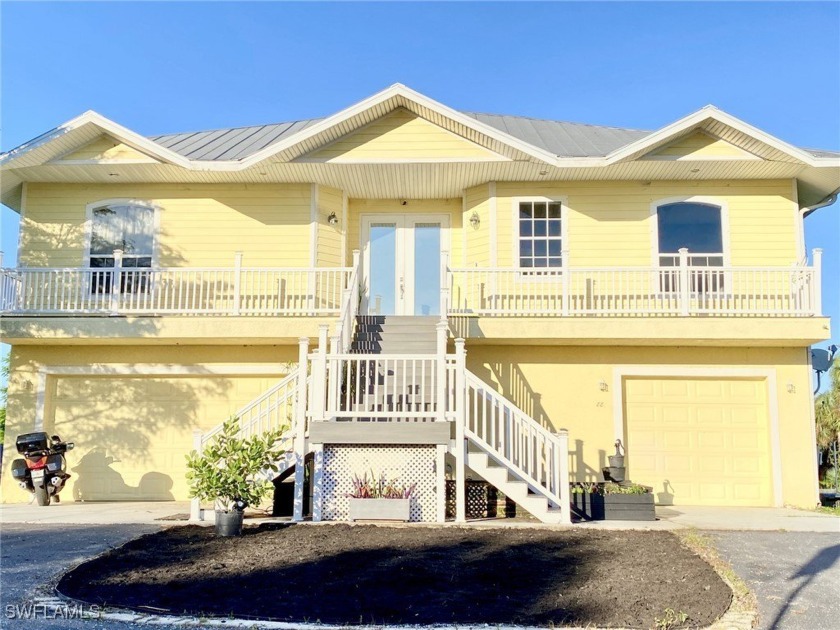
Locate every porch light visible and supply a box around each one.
[328,212,339,226]
[469,211,481,229]
[599,380,608,392]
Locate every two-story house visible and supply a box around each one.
[1,85,837,522]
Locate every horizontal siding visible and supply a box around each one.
[21,183,312,267]
[652,131,754,159]
[317,185,344,267]
[493,180,798,268]
[309,109,497,161]
[464,184,491,266]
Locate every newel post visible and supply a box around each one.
[292,336,310,522]
[561,248,571,316]
[189,429,203,521]
[439,250,450,322]
[232,251,243,315]
[436,321,448,422]
[813,248,823,316]
[678,247,690,316]
[454,338,467,523]
[555,429,571,525]
[110,249,124,314]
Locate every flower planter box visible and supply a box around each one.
[571,492,655,521]
[348,498,411,522]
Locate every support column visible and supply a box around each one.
[293,337,310,522]
[311,444,324,522]
[454,338,467,523]
[556,429,571,525]
[436,443,447,523]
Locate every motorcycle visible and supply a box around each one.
[10,432,74,506]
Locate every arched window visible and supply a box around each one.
[89,201,155,269]
[656,201,723,267]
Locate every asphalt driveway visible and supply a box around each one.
[712,531,840,630]
[0,523,186,630]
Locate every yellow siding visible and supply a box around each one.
[20,183,312,267]
[463,184,491,266]
[492,180,799,268]
[316,186,344,267]
[1,345,297,503]
[347,198,463,265]
[650,131,757,159]
[306,108,500,161]
[58,135,157,162]
[466,344,816,507]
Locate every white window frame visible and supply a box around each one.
[84,198,161,268]
[510,196,569,276]
[649,196,731,268]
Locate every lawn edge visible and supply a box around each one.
[674,529,758,630]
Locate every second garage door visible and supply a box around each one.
[624,377,773,507]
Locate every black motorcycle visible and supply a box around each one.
[10,432,74,506]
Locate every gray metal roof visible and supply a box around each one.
[148,112,653,161]
[463,112,651,157]
[147,112,837,162]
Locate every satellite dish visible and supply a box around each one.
[812,347,837,373]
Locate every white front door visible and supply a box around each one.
[362,214,449,316]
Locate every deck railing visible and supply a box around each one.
[449,248,822,318]
[0,258,351,316]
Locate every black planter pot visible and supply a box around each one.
[571,491,655,521]
[215,509,244,536]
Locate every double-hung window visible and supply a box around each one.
[518,200,563,271]
[89,202,155,293]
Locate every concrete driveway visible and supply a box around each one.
[713,532,840,630]
[0,501,192,525]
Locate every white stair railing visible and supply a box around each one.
[463,369,570,515]
[333,250,361,354]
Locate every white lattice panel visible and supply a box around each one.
[322,444,438,522]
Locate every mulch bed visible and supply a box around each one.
[58,524,730,628]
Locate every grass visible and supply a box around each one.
[676,528,756,625]
[814,504,840,516]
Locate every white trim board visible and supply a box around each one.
[611,366,782,508]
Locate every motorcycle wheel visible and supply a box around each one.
[34,484,50,506]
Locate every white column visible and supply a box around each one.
[436,444,447,523]
[313,324,329,421]
[311,444,324,522]
[293,337,310,522]
[189,429,203,521]
[110,249,123,314]
[556,429,571,525]
[233,251,243,315]
[813,248,823,316]
[454,338,467,523]
[436,321,448,423]
[678,247,690,316]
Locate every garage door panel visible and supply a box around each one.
[625,377,772,507]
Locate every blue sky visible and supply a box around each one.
[1,1,838,382]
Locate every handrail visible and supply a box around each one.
[334,250,361,353]
[1,265,352,316]
[464,369,568,510]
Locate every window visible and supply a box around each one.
[656,201,724,293]
[89,202,155,293]
[518,200,563,269]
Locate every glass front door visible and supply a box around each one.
[362,214,449,316]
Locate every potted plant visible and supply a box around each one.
[347,471,415,522]
[570,481,655,521]
[186,416,285,536]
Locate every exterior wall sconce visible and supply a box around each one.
[599,380,609,392]
[327,212,339,226]
[786,382,796,394]
[469,211,481,229]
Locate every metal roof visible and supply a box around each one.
[148,112,654,161]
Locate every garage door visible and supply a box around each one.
[52,375,276,502]
[624,377,773,507]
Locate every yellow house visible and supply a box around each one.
[1,84,838,522]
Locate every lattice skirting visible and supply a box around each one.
[320,444,439,522]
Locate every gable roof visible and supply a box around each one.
[1,83,838,208]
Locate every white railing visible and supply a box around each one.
[319,353,444,420]
[449,248,822,318]
[0,261,351,315]
[333,250,361,354]
[200,369,300,448]
[464,370,569,511]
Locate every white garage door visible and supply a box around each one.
[624,377,773,507]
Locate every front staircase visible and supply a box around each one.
[194,305,570,524]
